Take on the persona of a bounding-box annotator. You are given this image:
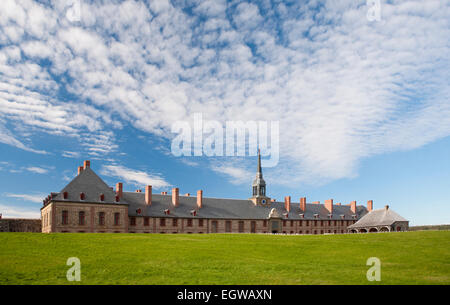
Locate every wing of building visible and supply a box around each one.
[41,155,381,234]
[347,205,409,233]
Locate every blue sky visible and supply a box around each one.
[0,0,449,225]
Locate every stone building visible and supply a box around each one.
[41,153,375,234]
[347,205,409,233]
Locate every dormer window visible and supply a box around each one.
[352,214,357,219]
[283,212,288,218]
[164,209,170,215]
[190,210,197,216]
[80,192,85,200]
[314,214,319,219]
[328,214,333,219]
[63,192,68,199]
[340,215,345,219]
[299,213,304,219]
[115,195,120,202]
[99,194,105,201]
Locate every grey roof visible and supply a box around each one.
[348,207,408,228]
[52,167,124,204]
[124,192,368,220]
[49,166,368,220]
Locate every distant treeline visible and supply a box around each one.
[409,225,450,231]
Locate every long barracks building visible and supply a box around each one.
[41,154,373,234]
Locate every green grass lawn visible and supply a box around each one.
[0,231,449,285]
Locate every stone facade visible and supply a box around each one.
[0,218,41,232]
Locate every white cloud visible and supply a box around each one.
[0,0,448,187]
[100,164,171,189]
[212,162,253,185]
[25,166,48,174]
[0,203,40,218]
[4,193,45,203]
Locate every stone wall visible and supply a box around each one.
[0,218,41,232]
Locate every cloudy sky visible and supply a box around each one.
[0,0,449,225]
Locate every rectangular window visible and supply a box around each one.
[130,217,136,226]
[225,221,231,232]
[78,211,85,225]
[114,213,120,226]
[187,219,193,227]
[290,220,294,227]
[62,210,68,225]
[144,217,149,226]
[263,220,267,227]
[99,212,105,225]
[172,218,178,227]
[238,221,244,233]
[211,220,218,233]
[160,218,166,227]
[199,219,204,227]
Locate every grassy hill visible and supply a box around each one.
[0,231,449,285]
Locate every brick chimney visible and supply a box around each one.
[145,185,152,205]
[367,200,373,212]
[300,197,306,212]
[284,196,291,212]
[78,166,84,175]
[172,188,179,207]
[350,201,357,213]
[325,199,333,214]
[197,190,203,209]
[83,160,90,169]
[116,182,123,199]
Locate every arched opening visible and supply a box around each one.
[350,229,357,233]
[369,228,378,233]
[396,226,402,232]
[272,230,278,234]
[359,228,367,233]
[380,227,389,232]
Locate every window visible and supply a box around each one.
[283,220,286,226]
[225,221,232,233]
[305,220,309,226]
[290,220,294,227]
[114,213,120,226]
[252,186,257,196]
[321,220,324,226]
[99,212,105,225]
[238,221,244,233]
[199,219,204,227]
[62,210,68,225]
[130,217,136,226]
[261,186,265,195]
[172,219,178,227]
[187,219,193,227]
[63,192,68,199]
[144,217,149,226]
[263,220,267,227]
[79,211,85,225]
[251,221,256,233]
[160,218,166,227]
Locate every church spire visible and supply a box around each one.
[257,148,262,177]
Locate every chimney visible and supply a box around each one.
[116,182,123,199]
[325,199,333,214]
[172,188,179,207]
[185,193,190,196]
[83,160,90,169]
[284,196,291,212]
[350,201,357,213]
[197,190,203,209]
[145,185,152,205]
[300,197,306,212]
[336,203,341,206]
[78,166,84,175]
[367,200,373,212]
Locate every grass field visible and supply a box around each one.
[0,231,449,285]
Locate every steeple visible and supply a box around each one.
[250,149,270,205]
